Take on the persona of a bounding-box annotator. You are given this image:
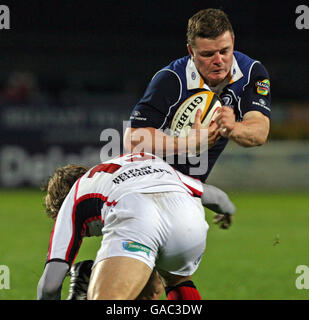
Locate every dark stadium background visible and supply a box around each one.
[2,1,308,100]
[1,1,308,188]
[0,0,308,301]
[1,1,308,186]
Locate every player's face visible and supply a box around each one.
[187,31,235,87]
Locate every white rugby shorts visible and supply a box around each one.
[93,191,209,276]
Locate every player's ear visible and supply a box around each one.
[187,43,194,59]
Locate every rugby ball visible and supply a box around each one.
[170,91,222,137]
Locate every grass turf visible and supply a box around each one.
[0,189,308,300]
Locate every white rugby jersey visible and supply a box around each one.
[47,153,203,266]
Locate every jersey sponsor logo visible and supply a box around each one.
[112,166,172,184]
[252,100,271,111]
[255,79,270,96]
[122,241,151,256]
[130,110,147,121]
[221,94,233,106]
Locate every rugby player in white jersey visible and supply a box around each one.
[37,153,208,300]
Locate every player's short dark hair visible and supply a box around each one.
[43,164,89,220]
[187,8,234,46]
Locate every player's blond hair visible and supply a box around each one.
[43,164,89,220]
[187,8,234,47]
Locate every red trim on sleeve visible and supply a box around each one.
[183,183,203,198]
[64,192,116,264]
[65,178,82,262]
[47,222,56,261]
[172,168,203,198]
[47,177,84,262]
[74,177,82,202]
[65,206,77,262]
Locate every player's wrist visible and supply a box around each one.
[226,122,240,140]
[187,132,204,155]
[175,136,190,155]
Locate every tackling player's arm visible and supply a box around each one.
[37,165,89,300]
[37,261,69,300]
[37,207,76,301]
[37,204,90,300]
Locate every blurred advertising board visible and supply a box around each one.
[0,95,134,187]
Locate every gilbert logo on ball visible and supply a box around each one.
[0,5,10,30]
[170,91,222,138]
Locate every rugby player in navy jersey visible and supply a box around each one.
[124,8,270,229]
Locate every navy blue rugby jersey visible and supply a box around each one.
[128,51,271,181]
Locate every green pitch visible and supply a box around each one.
[0,189,308,300]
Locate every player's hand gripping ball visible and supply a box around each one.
[170,91,222,155]
[170,90,222,138]
[215,106,236,138]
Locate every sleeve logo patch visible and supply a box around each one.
[256,79,270,96]
[122,241,151,256]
